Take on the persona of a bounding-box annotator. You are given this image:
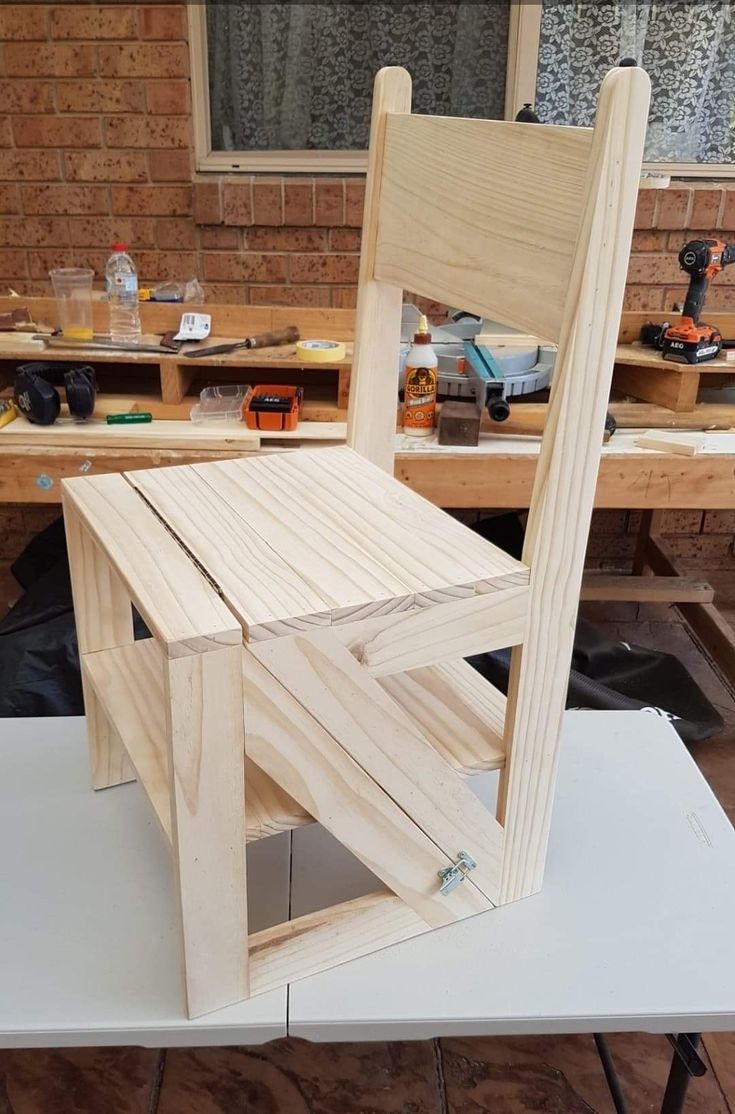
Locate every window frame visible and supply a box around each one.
[189,0,735,178]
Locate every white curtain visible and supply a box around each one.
[207,1,510,151]
[536,0,735,162]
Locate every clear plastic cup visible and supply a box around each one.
[49,267,94,341]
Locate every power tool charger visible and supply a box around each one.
[14,362,97,426]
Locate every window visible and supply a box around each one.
[189,0,735,177]
[190,0,515,172]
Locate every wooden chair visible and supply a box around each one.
[62,64,650,1018]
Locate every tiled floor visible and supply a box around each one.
[1,598,734,1113]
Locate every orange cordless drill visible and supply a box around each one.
[641,239,735,364]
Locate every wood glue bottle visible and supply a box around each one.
[402,314,438,436]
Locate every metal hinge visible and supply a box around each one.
[438,851,477,895]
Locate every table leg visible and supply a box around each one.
[593,1033,628,1114]
[661,1034,704,1114]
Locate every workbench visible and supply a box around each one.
[3,299,735,686]
[3,712,734,1114]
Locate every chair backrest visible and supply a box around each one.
[346,65,651,902]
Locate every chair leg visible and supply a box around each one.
[63,499,135,790]
[164,643,249,1017]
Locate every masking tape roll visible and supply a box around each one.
[295,339,347,363]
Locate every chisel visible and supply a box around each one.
[184,325,299,358]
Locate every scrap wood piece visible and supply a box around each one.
[636,430,706,456]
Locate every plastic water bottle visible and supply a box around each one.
[105,243,141,342]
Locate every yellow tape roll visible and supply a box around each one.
[295,339,347,363]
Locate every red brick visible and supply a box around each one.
[112,185,192,216]
[655,188,692,230]
[202,283,249,305]
[28,247,80,278]
[5,44,97,77]
[329,227,361,251]
[69,217,158,249]
[0,150,61,181]
[105,116,190,149]
[199,226,240,250]
[57,80,144,113]
[0,119,11,147]
[345,178,365,227]
[0,80,55,113]
[630,230,667,252]
[314,180,344,226]
[51,6,137,40]
[284,179,313,225]
[65,151,148,182]
[663,286,688,309]
[23,183,110,215]
[666,230,715,252]
[665,535,732,564]
[0,217,69,247]
[585,534,636,560]
[702,511,735,534]
[626,252,682,285]
[13,116,102,148]
[690,188,723,229]
[0,6,47,40]
[156,218,196,250]
[133,250,197,281]
[0,250,28,278]
[622,285,665,312]
[719,189,735,231]
[99,44,188,78]
[590,510,628,535]
[289,254,359,283]
[139,6,186,40]
[221,181,251,226]
[331,285,358,309]
[0,184,21,213]
[202,253,287,282]
[195,181,223,225]
[149,149,191,181]
[633,189,656,229]
[252,179,283,226]
[146,80,190,115]
[659,510,703,533]
[249,285,331,307]
[245,228,328,252]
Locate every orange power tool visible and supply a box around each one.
[641,239,735,364]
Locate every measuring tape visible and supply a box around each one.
[295,339,347,363]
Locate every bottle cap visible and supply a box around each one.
[413,313,431,344]
[111,242,128,252]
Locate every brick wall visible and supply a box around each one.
[2,4,735,315]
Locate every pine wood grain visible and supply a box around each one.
[326,582,528,677]
[242,647,494,927]
[379,659,506,774]
[82,637,313,844]
[164,643,249,1016]
[249,889,426,997]
[63,472,241,657]
[497,66,651,903]
[249,633,504,905]
[375,114,593,343]
[62,500,135,790]
[347,66,412,472]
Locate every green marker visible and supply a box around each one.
[106,412,153,424]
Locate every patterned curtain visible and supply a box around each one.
[536,1,735,163]
[207,1,510,151]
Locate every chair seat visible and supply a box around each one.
[126,445,529,641]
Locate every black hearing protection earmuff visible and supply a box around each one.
[14,362,97,426]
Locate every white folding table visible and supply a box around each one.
[1,711,734,1113]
